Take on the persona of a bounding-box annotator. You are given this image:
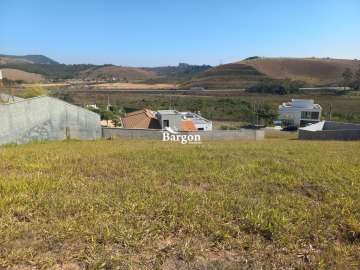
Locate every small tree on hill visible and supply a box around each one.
[352,65,360,90]
[355,65,360,81]
[342,68,353,87]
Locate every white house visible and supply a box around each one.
[278,99,322,127]
[156,110,212,131]
[156,110,182,131]
[180,112,212,131]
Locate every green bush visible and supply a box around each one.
[247,79,306,95]
[17,85,48,98]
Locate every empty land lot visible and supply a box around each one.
[0,139,359,269]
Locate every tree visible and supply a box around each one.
[351,65,360,90]
[342,68,353,87]
[355,65,360,81]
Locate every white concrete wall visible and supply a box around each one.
[0,96,101,145]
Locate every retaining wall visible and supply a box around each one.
[0,96,101,145]
[299,121,360,140]
[299,129,360,140]
[323,121,360,130]
[102,128,264,141]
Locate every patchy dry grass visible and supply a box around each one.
[0,139,359,269]
[91,82,176,90]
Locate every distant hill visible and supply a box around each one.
[0,54,59,65]
[144,63,212,83]
[1,68,45,83]
[182,63,268,89]
[78,65,157,81]
[80,63,211,83]
[242,57,359,85]
[0,54,210,83]
[0,54,90,81]
[0,63,96,80]
[184,57,360,89]
[2,54,359,88]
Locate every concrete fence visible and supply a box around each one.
[102,128,265,141]
[0,96,101,145]
[299,129,360,140]
[299,121,360,140]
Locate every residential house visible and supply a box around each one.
[120,109,213,131]
[278,99,322,127]
[156,110,182,131]
[180,112,212,131]
[156,110,213,131]
[121,109,161,129]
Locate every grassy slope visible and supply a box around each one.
[1,68,45,83]
[182,63,268,89]
[78,66,157,82]
[243,58,360,85]
[0,54,58,65]
[185,58,360,89]
[0,139,359,269]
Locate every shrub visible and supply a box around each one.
[247,79,306,95]
[18,85,48,98]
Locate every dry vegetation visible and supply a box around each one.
[185,58,360,89]
[243,58,360,85]
[0,139,359,269]
[91,82,176,90]
[1,68,45,83]
[78,66,157,81]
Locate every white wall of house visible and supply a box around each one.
[157,110,182,131]
[180,112,212,131]
[278,99,322,127]
[193,121,212,131]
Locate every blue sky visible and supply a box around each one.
[1,0,359,66]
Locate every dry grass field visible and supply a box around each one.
[1,68,45,83]
[0,139,359,269]
[90,82,176,90]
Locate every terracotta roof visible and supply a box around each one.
[121,109,161,129]
[181,120,197,131]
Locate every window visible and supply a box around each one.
[163,120,169,127]
[301,111,319,120]
[301,111,312,119]
[311,112,319,119]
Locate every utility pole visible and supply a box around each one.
[329,103,332,121]
[253,103,257,125]
[107,94,111,111]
